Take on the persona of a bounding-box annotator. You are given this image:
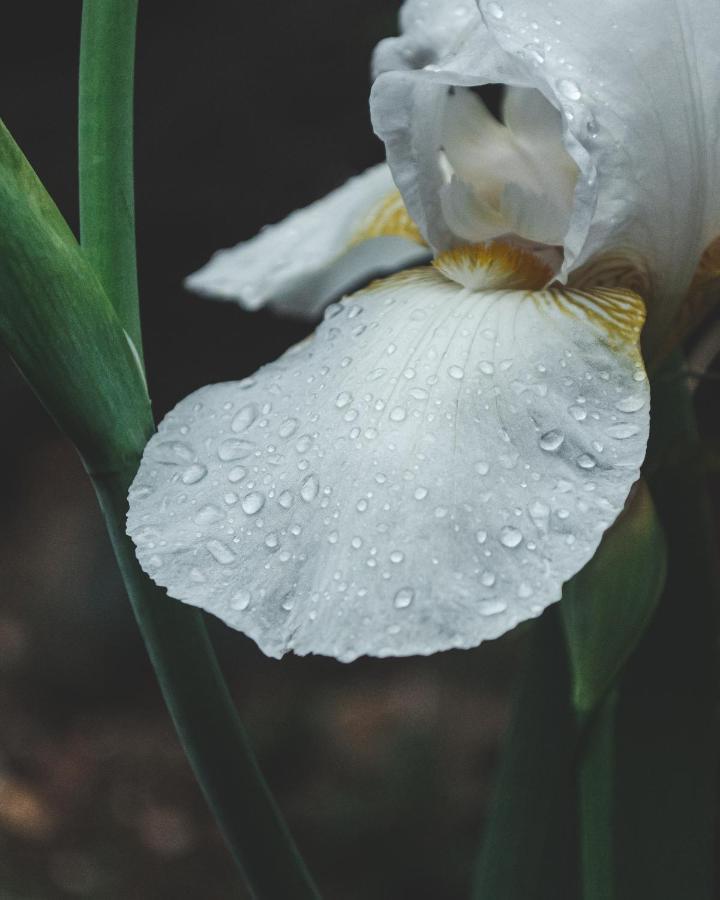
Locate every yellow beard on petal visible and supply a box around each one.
[547,287,647,355]
[349,190,426,246]
[432,241,554,291]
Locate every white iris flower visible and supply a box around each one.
[127,0,720,661]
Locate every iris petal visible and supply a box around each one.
[128,262,649,661]
[372,0,720,350]
[186,163,428,319]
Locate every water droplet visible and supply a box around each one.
[356,498,369,512]
[218,438,255,461]
[278,418,299,438]
[569,405,587,422]
[394,587,415,609]
[327,531,339,544]
[500,525,523,548]
[155,441,194,463]
[241,491,265,515]
[476,461,490,476]
[616,395,645,413]
[577,453,597,470]
[486,1,504,18]
[518,582,534,599]
[540,430,565,452]
[390,550,405,564]
[265,532,280,550]
[390,406,407,422]
[228,465,247,483]
[476,530,487,544]
[448,365,465,380]
[335,391,353,409]
[231,589,251,611]
[409,388,429,400]
[414,487,428,500]
[231,403,258,433]
[479,361,495,375]
[300,474,319,502]
[525,44,545,63]
[194,504,224,526]
[182,463,208,485]
[608,423,640,439]
[206,540,236,564]
[278,490,294,509]
[558,78,582,100]
[479,600,507,616]
[481,570,496,587]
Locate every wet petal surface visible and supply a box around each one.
[129,267,648,661]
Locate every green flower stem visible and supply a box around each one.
[472,610,581,899]
[577,693,617,900]
[93,466,321,899]
[79,0,142,355]
[73,3,321,895]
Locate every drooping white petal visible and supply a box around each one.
[128,255,649,662]
[185,163,428,319]
[371,0,720,348]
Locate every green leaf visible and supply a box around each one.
[79,0,142,354]
[472,610,581,900]
[613,354,719,900]
[0,117,152,471]
[561,479,667,714]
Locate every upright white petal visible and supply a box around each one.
[128,250,649,661]
[186,163,428,319]
[372,0,478,77]
[371,0,720,348]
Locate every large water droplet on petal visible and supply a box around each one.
[608,423,640,440]
[218,439,255,461]
[615,395,645,413]
[540,430,565,452]
[232,403,259,433]
[500,526,523,548]
[241,491,265,515]
[182,463,208,485]
[300,474,319,502]
[206,540,236,564]
[577,453,597,470]
[394,587,415,609]
[558,78,582,100]
[231,589,251,611]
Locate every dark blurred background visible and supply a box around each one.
[0,4,520,898]
[2,4,718,900]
